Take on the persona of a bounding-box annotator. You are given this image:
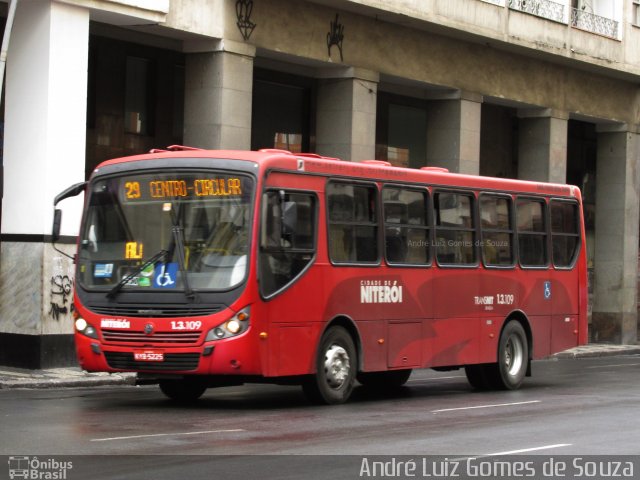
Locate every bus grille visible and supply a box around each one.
[89,305,223,318]
[102,329,202,345]
[104,352,200,371]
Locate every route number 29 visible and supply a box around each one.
[125,181,141,199]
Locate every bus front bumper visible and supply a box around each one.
[74,332,261,376]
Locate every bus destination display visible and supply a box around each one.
[122,176,243,202]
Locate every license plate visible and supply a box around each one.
[134,351,164,362]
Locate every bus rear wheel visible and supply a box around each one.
[493,320,528,389]
[159,378,207,402]
[302,326,357,405]
[464,364,490,390]
[465,321,528,390]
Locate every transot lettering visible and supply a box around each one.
[361,285,403,304]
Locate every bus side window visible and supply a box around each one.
[434,191,476,266]
[516,198,548,267]
[550,200,580,268]
[327,182,379,264]
[480,194,514,267]
[382,186,431,265]
[260,191,317,297]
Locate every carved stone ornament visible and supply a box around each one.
[236,0,256,41]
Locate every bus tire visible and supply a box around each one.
[464,364,490,390]
[159,378,207,402]
[302,326,357,405]
[490,320,528,390]
[357,369,412,389]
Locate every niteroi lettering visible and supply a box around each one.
[360,280,403,304]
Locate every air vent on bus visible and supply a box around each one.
[149,145,204,153]
[420,166,449,173]
[296,153,340,161]
[259,148,293,154]
[360,160,392,166]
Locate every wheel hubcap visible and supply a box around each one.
[505,335,524,376]
[324,344,350,388]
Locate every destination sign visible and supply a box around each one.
[121,175,244,202]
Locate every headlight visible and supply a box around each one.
[205,307,250,341]
[75,317,98,339]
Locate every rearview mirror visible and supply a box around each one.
[52,209,62,242]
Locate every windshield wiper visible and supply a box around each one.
[169,209,195,300]
[106,249,168,299]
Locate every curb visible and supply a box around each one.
[0,372,136,390]
[553,344,640,359]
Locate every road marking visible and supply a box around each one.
[450,443,572,462]
[484,443,572,456]
[586,363,640,369]
[431,400,541,414]
[91,429,245,442]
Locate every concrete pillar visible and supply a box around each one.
[0,1,89,368]
[517,108,568,183]
[592,126,639,344]
[426,92,482,175]
[316,68,378,161]
[183,40,255,150]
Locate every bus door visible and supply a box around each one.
[549,199,582,353]
[259,171,324,377]
[513,196,554,357]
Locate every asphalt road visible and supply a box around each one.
[1,355,639,479]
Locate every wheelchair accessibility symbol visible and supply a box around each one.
[543,281,552,300]
[154,263,178,289]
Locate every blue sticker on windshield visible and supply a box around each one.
[154,263,178,289]
[94,263,114,278]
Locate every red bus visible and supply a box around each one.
[53,146,588,404]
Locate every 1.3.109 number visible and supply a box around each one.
[497,294,515,305]
[171,321,202,330]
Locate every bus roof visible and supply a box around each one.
[95,147,579,199]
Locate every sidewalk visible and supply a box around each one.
[0,366,136,389]
[0,343,638,389]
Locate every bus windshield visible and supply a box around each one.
[77,171,254,293]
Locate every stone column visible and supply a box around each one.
[316,68,378,161]
[0,1,89,368]
[426,91,482,175]
[592,126,640,344]
[183,40,255,150]
[517,108,568,183]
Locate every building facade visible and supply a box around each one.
[0,0,638,368]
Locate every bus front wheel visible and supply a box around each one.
[302,326,357,404]
[159,378,207,402]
